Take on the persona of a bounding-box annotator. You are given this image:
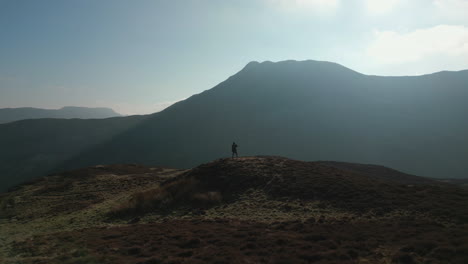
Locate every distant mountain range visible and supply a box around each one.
[1,60,468,191]
[0,106,121,124]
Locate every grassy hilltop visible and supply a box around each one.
[1,156,468,264]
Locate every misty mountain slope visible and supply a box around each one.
[0,115,147,191]
[60,60,468,179]
[0,106,121,124]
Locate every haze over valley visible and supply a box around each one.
[0,106,121,124]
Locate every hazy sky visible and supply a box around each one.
[1,0,468,115]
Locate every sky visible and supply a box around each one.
[1,0,468,115]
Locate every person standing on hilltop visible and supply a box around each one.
[232,142,239,158]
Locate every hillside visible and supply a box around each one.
[1,60,468,191]
[0,106,121,124]
[1,157,467,264]
[0,115,147,192]
[62,60,468,179]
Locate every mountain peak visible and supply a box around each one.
[240,59,361,76]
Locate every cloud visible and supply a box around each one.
[266,0,340,15]
[366,25,468,64]
[365,0,402,15]
[433,0,468,21]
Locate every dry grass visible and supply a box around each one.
[110,177,222,217]
[3,157,468,264]
[0,165,184,262]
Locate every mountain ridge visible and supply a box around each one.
[0,106,121,124]
[241,59,468,77]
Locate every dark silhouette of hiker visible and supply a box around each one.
[232,142,238,158]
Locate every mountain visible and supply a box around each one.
[1,157,468,263]
[1,60,468,191]
[0,106,121,124]
[59,60,468,178]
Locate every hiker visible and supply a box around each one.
[232,142,238,158]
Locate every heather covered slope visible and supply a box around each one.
[318,161,437,185]
[61,60,468,179]
[1,157,468,264]
[122,157,468,221]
